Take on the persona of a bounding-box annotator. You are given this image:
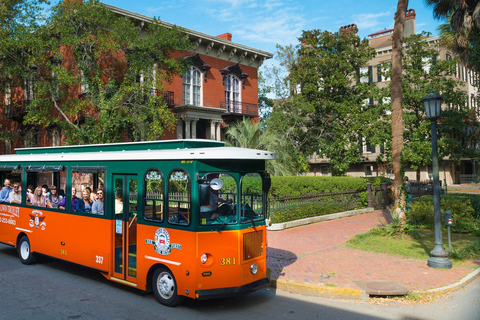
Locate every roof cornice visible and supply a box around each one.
[101,3,273,68]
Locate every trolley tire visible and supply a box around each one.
[152,267,184,307]
[18,235,37,265]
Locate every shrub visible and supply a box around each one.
[270,201,345,224]
[407,194,480,233]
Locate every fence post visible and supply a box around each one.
[367,182,373,208]
[381,182,389,208]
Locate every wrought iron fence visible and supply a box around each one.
[268,190,363,213]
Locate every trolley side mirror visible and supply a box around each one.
[444,209,453,227]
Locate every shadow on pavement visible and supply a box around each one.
[267,247,297,280]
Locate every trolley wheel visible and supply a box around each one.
[152,267,184,307]
[18,235,37,265]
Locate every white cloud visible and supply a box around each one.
[203,1,307,46]
[352,11,392,30]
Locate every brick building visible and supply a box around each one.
[0,2,272,153]
[307,9,479,185]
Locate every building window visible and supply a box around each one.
[224,74,241,113]
[80,70,88,94]
[52,129,61,146]
[320,166,329,176]
[24,76,35,105]
[182,66,202,106]
[359,66,371,83]
[382,97,392,115]
[4,83,11,106]
[422,57,431,74]
[377,62,390,82]
[25,129,37,148]
[365,165,373,177]
[4,141,11,155]
[362,136,375,153]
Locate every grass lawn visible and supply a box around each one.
[345,228,479,262]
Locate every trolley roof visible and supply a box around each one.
[0,139,276,163]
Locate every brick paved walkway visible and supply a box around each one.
[267,210,480,292]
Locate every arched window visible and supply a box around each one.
[182,66,202,106]
[224,74,240,113]
[167,169,190,225]
[144,168,164,222]
[52,129,61,146]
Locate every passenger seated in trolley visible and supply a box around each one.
[8,182,21,204]
[31,187,46,207]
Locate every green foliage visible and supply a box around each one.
[408,194,480,232]
[0,0,192,145]
[270,202,345,224]
[269,176,370,197]
[449,239,480,261]
[240,174,262,195]
[225,117,298,176]
[264,29,379,176]
[379,33,478,168]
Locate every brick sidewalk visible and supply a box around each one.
[267,210,480,293]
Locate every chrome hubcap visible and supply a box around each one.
[20,241,30,260]
[157,272,175,299]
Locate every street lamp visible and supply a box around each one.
[422,88,452,269]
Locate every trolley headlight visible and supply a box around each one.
[200,253,208,264]
[250,263,258,275]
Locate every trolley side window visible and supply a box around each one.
[167,169,190,226]
[144,168,164,222]
[0,167,22,204]
[26,167,66,209]
[199,173,237,225]
[240,173,264,223]
[71,169,105,213]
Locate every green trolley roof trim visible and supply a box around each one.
[1,139,276,163]
[15,139,225,155]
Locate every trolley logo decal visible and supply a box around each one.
[0,205,19,226]
[145,228,182,255]
[29,210,46,230]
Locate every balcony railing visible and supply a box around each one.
[4,101,28,120]
[162,91,175,108]
[220,101,258,117]
[150,89,175,108]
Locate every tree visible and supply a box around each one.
[0,0,192,145]
[224,117,296,176]
[379,33,473,179]
[273,28,378,176]
[391,0,408,223]
[425,0,480,71]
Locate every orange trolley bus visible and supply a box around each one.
[0,139,275,306]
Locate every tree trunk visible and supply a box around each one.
[391,0,409,225]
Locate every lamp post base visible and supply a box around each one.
[427,256,452,269]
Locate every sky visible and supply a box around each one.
[98,0,447,60]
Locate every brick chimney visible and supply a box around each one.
[339,24,358,34]
[404,9,416,37]
[216,33,232,41]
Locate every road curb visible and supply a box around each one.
[423,266,480,295]
[270,279,369,300]
[267,207,375,231]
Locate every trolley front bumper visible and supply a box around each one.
[195,277,270,300]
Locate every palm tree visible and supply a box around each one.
[391,0,409,225]
[425,0,480,68]
[224,118,296,176]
